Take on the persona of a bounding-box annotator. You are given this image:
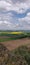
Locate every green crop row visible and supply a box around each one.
[0,32,30,42]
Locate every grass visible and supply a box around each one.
[0,35,27,42]
[0,31,30,42]
[0,37,18,42]
[0,43,30,65]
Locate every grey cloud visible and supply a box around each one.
[11,0,29,3]
[0,0,30,30]
[0,0,30,14]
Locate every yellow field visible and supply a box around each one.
[1,32,23,34]
[0,31,23,35]
[11,32,23,34]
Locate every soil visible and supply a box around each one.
[1,38,30,51]
[0,36,10,39]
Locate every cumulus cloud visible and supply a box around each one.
[0,0,11,12]
[0,0,30,13]
[18,12,30,30]
[0,0,30,30]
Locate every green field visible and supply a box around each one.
[0,31,30,42]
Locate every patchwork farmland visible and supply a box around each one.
[0,31,30,50]
[0,31,30,65]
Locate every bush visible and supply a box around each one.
[0,43,30,65]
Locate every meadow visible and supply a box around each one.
[0,31,30,42]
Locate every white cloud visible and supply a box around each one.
[18,12,30,30]
[0,0,30,30]
[27,12,30,16]
[0,0,30,13]
[0,1,10,11]
[9,2,28,13]
[0,21,2,24]
[18,12,30,22]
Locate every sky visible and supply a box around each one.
[0,0,30,30]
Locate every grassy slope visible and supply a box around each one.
[0,43,30,65]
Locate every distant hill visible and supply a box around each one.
[0,30,30,32]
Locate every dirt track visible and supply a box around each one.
[1,38,30,51]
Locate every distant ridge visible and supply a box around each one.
[0,30,30,32]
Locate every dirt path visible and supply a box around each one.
[1,38,30,51]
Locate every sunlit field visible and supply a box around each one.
[0,31,30,42]
[0,31,23,34]
[10,32,23,34]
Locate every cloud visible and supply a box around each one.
[18,12,30,30]
[27,12,30,16]
[0,0,10,12]
[0,0,30,13]
[0,0,30,30]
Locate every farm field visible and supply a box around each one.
[0,31,30,50]
[0,31,23,42]
[0,31,30,65]
[0,31,30,42]
[1,38,30,51]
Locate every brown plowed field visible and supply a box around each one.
[0,36,10,39]
[1,38,30,51]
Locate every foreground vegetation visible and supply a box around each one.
[0,43,30,65]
